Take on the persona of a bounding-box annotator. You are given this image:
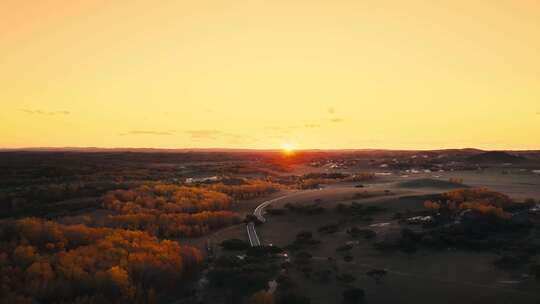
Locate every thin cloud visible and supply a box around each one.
[120,130,174,136]
[185,130,250,143]
[186,130,223,140]
[20,109,70,115]
[264,125,302,133]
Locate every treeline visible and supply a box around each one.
[0,218,203,304]
[102,185,241,238]
[206,180,281,200]
[103,185,233,214]
[271,172,375,189]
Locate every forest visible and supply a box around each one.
[101,181,280,238]
[0,218,203,304]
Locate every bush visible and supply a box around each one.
[221,239,250,251]
[318,224,338,234]
[336,244,353,252]
[336,273,356,284]
[276,274,296,291]
[343,288,365,303]
[248,290,274,304]
[347,227,376,239]
[530,264,540,280]
[276,293,311,304]
[267,208,286,216]
[524,198,536,204]
[294,251,312,265]
[296,231,313,241]
[493,255,527,269]
[247,245,283,257]
[366,269,387,284]
[315,269,332,282]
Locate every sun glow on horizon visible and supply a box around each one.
[281,143,297,155]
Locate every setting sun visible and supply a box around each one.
[281,143,296,155]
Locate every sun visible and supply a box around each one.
[281,143,296,155]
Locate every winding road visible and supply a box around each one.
[247,192,303,246]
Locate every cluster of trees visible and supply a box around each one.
[459,202,510,219]
[424,188,514,219]
[387,188,540,256]
[102,185,241,238]
[295,172,374,189]
[266,171,375,189]
[105,211,240,238]
[442,188,513,208]
[206,180,281,200]
[0,218,203,304]
[424,200,511,219]
[103,185,233,214]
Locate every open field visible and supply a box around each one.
[258,181,540,303]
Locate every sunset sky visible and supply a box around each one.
[1,0,539,150]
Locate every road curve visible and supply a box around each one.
[247,192,307,247]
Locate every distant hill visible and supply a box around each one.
[467,151,526,163]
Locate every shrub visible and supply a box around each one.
[530,264,540,280]
[336,273,356,284]
[221,239,250,251]
[343,288,365,303]
[318,224,338,234]
[336,244,353,252]
[276,293,311,304]
[266,208,286,216]
[347,227,376,239]
[366,269,387,284]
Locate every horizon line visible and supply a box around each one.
[1,146,540,153]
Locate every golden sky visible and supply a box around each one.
[1,0,539,150]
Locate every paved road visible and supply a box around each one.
[247,192,304,247]
[246,222,261,246]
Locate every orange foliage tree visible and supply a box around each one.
[248,290,274,304]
